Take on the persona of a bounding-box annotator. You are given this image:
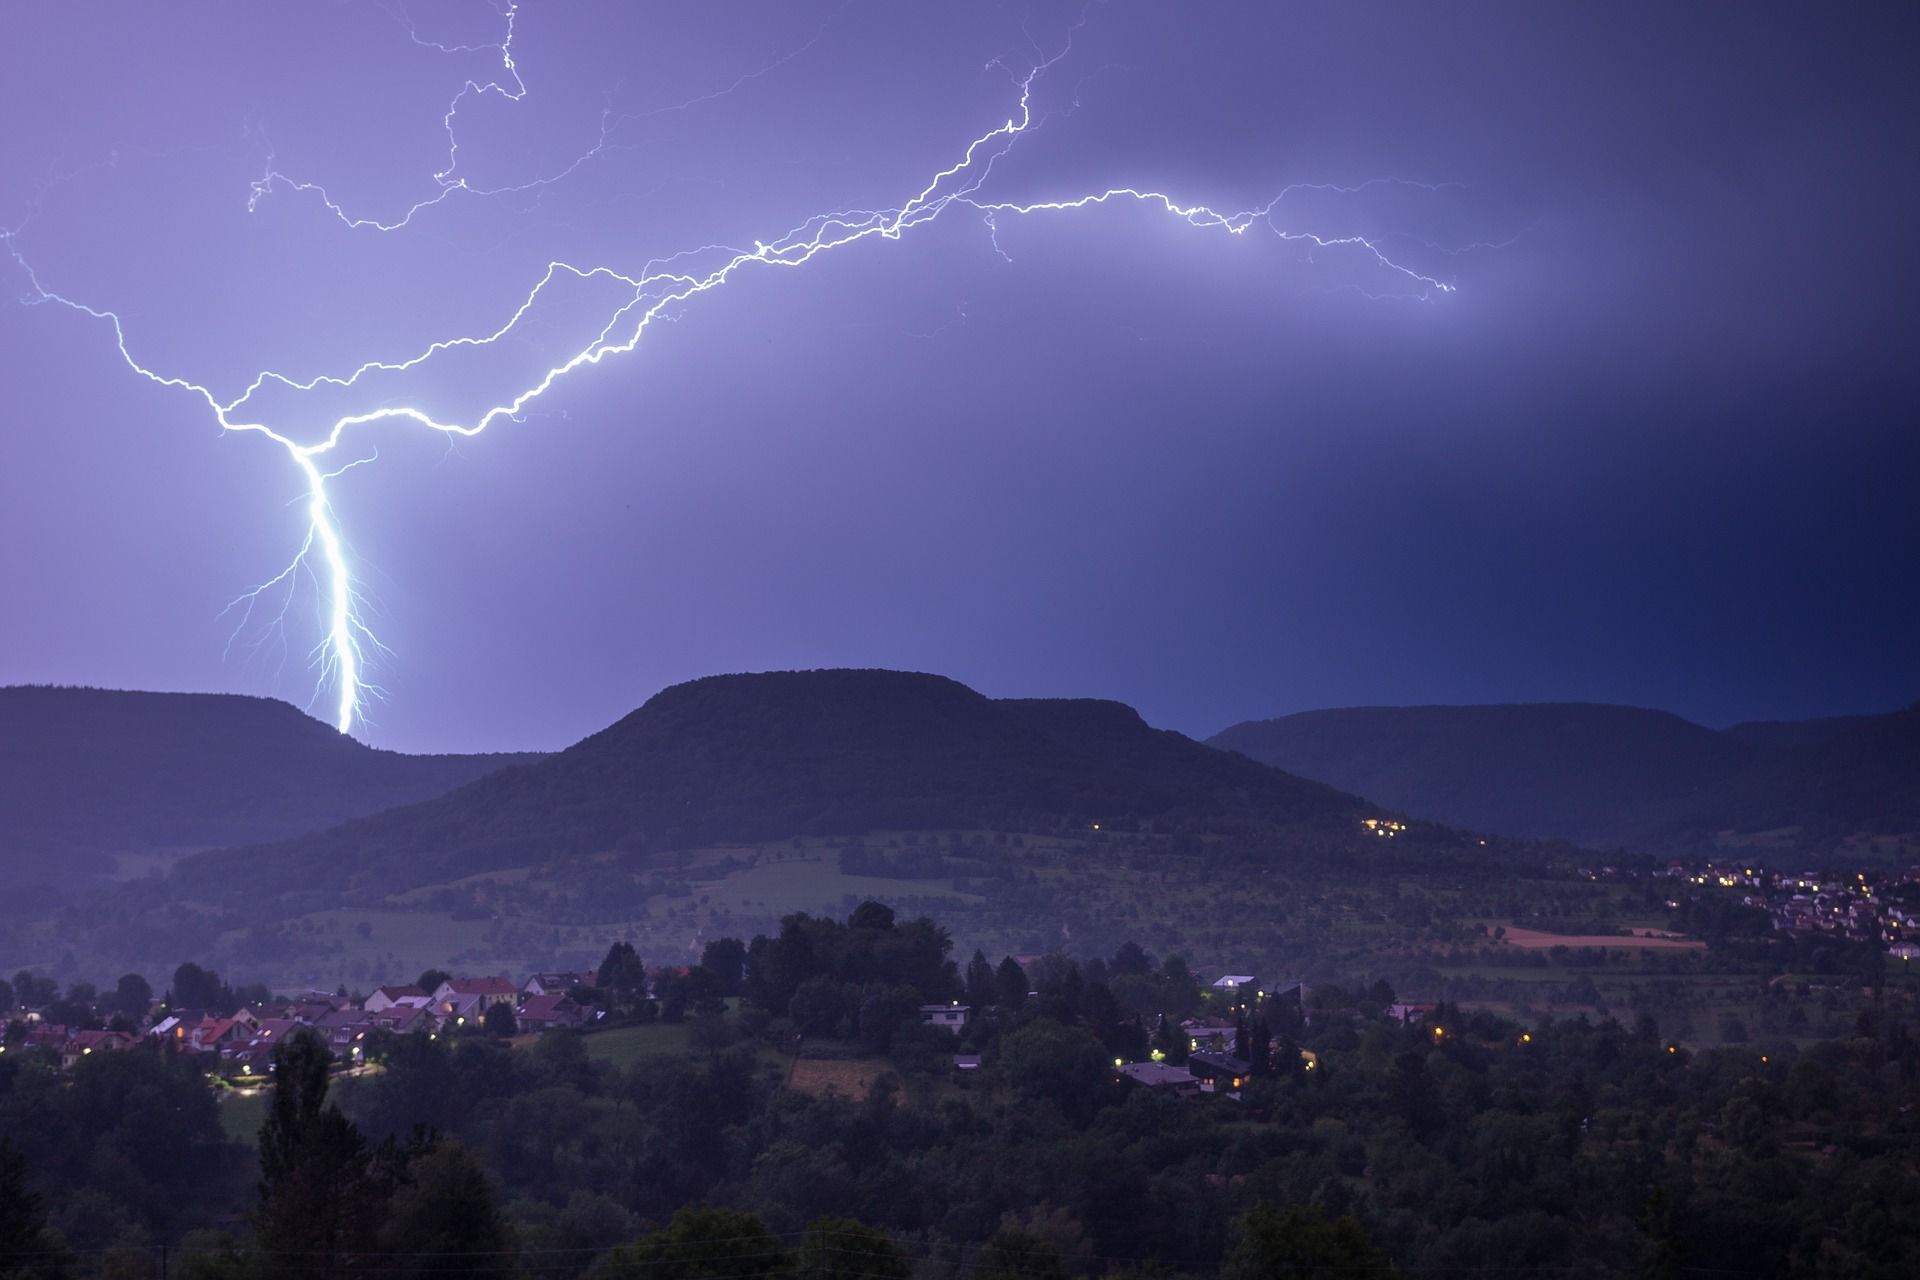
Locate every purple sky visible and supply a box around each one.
[2,2,1915,754]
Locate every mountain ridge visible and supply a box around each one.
[170,668,1373,905]
[1210,699,1920,857]
[0,685,544,884]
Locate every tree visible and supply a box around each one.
[416,970,452,997]
[796,1218,910,1280]
[996,957,1029,1010]
[0,978,13,1015]
[10,972,56,1011]
[790,975,848,1037]
[701,938,747,995]
[1150,1015,1188,1065]
[965,950,997,1010]
[257,1029,385,1276]
[596,943,646,1001]
[594,1206,790,1280]
[483,1002,517,1038]
[1111,941,1153,977]
[108,975,152,1024]
[855,983,923,1055]
[378,1141,515,1278]
[999,1019,1110,1120]
[170,962,230,1013]
[848,900,896,932]
[1248,1014,1272,1077]
[1224,1203,1399,1280]
[0,1138,73,1280]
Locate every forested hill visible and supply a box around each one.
[173,669,1370,902]
[1210,700,1920,858]
[0,686,542,884]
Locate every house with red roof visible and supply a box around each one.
[516,993,587,1032]
[59,1029,136,1068]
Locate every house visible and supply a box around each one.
[523,971,596,998]
[23,1024,69,1054]
[952,1054,982,1072]
[516,994,587,1032]
[245,1018,308,1048]
[60,1029,135,1068]
[433,976,518,1017]
[1211,975,1257,994]
[370,1004,436,1036]
[222,1041,278,1077]
[1181,1017,1238,1054]
[1186,1051,1252,1094]
[365,985,430,1014]
[314,1008,375,1061]
[186,1018,253,1054]
[920,1003,972,1031]
[287,997,344,1024]
[1118,1061,1201,1094]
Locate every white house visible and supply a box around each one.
[920,1003,972,1030]
[365,985,430,1015]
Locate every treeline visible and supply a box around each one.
[9,903,1920,1277]
[0,1024,1393,1279]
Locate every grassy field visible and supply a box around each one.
[578,1021,694,1066]
[219,1090,268,1145]
[787,1056,892,1101]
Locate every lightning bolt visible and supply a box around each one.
[4,12,1468,738]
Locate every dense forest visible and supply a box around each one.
[5,903,1919,1278]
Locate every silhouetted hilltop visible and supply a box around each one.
[0,686,541,883]
[1211,700,1920,857]
[175,669,1368,901]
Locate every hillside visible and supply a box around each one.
[173,669,1370,903]
[1210,701,1920,857]
[0,686,541,883]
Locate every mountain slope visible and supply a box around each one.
[1210,701,1920,856]
[0,686,541,882]
[174,669,1369,902]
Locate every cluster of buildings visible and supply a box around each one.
[1110,974,1314,1099]
[5,971,602,1076]
[1640,861,1920,955]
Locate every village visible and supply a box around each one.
[2,969,607,1077]
[1602,858,1920,956]
[3,956,1338,1103]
